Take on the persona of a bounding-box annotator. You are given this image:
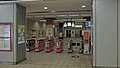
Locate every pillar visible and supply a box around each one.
[118,0,120,67]
[0,3,26,64]
[45,18,56,40]
[93,0,118,67]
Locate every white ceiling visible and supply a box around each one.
[18,0,92,20]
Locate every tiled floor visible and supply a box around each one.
[0,49,92,68]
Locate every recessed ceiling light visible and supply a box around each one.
[44,6,48,10]
[82,5,86,8]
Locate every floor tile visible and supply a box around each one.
[0,48,92,68]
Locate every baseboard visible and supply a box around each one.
[0,61,14,64]
[93,66,118,68]
[14,58,27,65]
[0,58,26,65]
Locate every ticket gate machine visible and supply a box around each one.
[56,40,63,53]
[45,40,54,53]
[35,39,45,52]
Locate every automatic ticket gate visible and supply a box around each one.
[35,39,45,52]
[45,40,54,53]
[67,40,73,53]
[67,39,82,53]
[56,40,63,53]
[26,39,36,52]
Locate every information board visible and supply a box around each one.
[46,25,53,37]
[0,23,12,51]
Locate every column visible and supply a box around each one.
[0,3,26,64]
[118,0,120,67]
[93,0,118,67]
[45,18,56,40]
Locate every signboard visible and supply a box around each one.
[84,32,89,39]
[83,30,90,54]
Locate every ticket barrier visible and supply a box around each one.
[45,40,54,53]
[67,41,73,53]
[35,39,45,52]
[56,40,63,53]
[26,39,35,52]
[79,40,83,53]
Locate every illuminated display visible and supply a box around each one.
[86,21,91,28]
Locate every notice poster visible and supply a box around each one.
[18,25,25,44]
[0,38,10,50]
[84,32,89,39]
[0,23,11,51]
[46,25,53,36]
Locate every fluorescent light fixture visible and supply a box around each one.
[75,25,82,28]
[51,11,56,12]
[57,15,67,17]
[44,6,48,10]
[69,15,79,16]
[67,22,71,26]
[81,14,91,16]
[45,15,55,17]
[72,22,75,27]
[82,5,86,8]
[34,16,44,17]
[64,22,67,27]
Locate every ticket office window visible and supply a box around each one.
[66,30,71,37]
[65,29,82,38]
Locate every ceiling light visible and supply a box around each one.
[44,6,48,10]
[51,11,56,12]
[81,14,91,16]
[69,15,79,16]
[82,5,86,8]
[53,25,55,28]
[34,16,44,17]
[75,25,82,28]
[45,15,55,17]
[57,15,67,17]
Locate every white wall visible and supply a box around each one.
[0,3,14,63]
[26,19,46,38]
[118,0,120,67]
[27,19,46,30]
[94,0,118,67]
